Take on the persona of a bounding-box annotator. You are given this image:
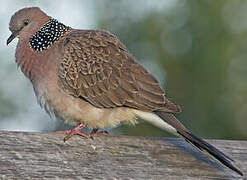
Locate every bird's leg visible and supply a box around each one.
[90,128,109,136]
[53,123,89,142]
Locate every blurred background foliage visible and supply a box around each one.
[1,0,247,140]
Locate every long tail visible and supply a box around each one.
[155,111,243,176]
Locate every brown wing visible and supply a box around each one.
[58,30,181,113]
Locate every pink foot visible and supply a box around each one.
[53,124,89,142]
[90,128,109,136]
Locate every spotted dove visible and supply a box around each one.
[7,7,243,176]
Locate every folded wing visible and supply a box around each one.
[58,30,181,113]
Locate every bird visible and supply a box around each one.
[7,7,243,176]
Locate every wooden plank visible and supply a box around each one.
[0,131,246,179]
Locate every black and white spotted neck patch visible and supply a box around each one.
[29,18,71,51]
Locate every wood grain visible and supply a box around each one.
[0,131,246,179]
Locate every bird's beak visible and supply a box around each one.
[7,30,20,45]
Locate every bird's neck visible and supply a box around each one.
[15,17,70,81]
[29,18,71,51]
[15,16,51,78]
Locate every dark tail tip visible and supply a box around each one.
[178,131,243,176]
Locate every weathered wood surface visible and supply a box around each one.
[0,131,246,179]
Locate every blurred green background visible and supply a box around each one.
[1,0,247,140]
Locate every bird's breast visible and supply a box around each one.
[16,38,138,128]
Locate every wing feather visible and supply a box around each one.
[58,30,181,113]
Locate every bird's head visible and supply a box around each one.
[7,7,50,45]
